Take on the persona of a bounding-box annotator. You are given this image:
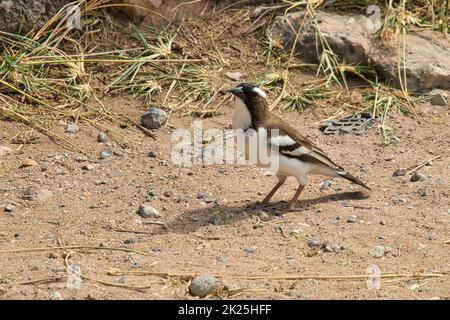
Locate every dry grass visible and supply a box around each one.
[0,0,448,151]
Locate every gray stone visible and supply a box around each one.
[49,291,63,300]
[65,124,79,133]
[393,168,407,177]
[307,238,321,248]
[391,196,407,205]
[370,245,386,258]
[22,189,53,202]
[322,243,342,253]
[347,215,358,223]
[320,180,332,190]
[272,11,450,91]
[124,238,139,244]
[0,0,71,34]
[97,132,108,143]
[225,71,243,81]
[243,246,257,254]
[148,151,158,158]
[141,108,168,129]
[189,275,216,298]
[0,145,13,156]
[429,89,448,106]
[137,204,160,218]
[257,211,269,222]
[99,148,113,159]
[410,171,426,182]
[209,214,221,225]
[82,164,95,171]
[163,191,173,197]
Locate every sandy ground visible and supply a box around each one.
[0,96,449,300]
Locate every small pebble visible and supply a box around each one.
[124,238,139,244]
[410,171,426,182]
[307,238,321,248]
[370,245,386,258]
[65,124,79,133]
[225,71,243,81]
[97,132,108,143]
[4,204,14,212]
[137,204,160,218]
[320,180,332,190]
[82,164,95,171]
[50,291,62,300]
[189,275,216,298]
[20,158,38,168]
[141,108,168,129]
[393,169,406,177]
[148,151,158,158]
[257,211,269,222]
[380,220,386,225]
[209,214,221,225]
[163,191,173,197]
[99,148,113,159]
[347,215,358,223]
[243,246,257,254]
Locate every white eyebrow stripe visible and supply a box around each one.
[252,87,267,98]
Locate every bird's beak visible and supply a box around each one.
[229,86,243,97]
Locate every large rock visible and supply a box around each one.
[272,11,450,91]
[0,0,71,34]
[117,0,275,24]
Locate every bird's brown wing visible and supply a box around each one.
[261,115,345,172]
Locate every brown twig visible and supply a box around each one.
[120,115,157,140]
[0,245,148,256]
[405,155,442,176]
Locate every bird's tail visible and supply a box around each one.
[337,172,371,190]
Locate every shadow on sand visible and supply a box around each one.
[151,191,368,235]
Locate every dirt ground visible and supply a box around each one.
[0,93,449,300]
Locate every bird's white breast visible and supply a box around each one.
[232,97,252,130]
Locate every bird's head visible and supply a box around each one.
[229,83,268,121]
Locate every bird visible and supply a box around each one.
[229,83,370,210]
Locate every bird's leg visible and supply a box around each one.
[288,184,305,210]
[262,177,287,204]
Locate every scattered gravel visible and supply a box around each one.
[97,132,108,143]
[370,245,386,258]
[137,204,160,218]
[141,108,167,129]
[65,124,79,133]
[410,171,426,182]
[189,275,216,298]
